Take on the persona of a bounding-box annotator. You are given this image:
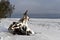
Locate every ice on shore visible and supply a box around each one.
[0,18,60,40]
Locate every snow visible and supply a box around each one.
[0,18,60,40]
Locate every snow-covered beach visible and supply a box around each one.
[0,18,60,40]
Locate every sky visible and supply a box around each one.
[10,0,60,14]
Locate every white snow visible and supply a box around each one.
[0,18,60,40]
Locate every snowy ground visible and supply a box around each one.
[0,18,60,40]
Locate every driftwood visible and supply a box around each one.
[8,10,34,35]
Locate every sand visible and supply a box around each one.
[0,18,60,40]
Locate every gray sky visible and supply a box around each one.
[10,0,60,14]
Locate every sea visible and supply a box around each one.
[10,13,60,19]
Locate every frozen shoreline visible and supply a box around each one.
[0,18,60,40]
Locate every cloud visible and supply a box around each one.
[10,0,60,14]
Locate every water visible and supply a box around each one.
[10,13,60,19]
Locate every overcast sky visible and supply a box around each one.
[10,0,60,14]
